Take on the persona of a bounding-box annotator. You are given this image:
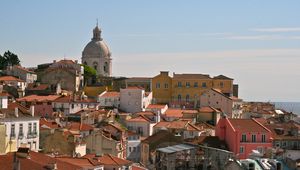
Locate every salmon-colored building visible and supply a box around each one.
[216,118,273,159]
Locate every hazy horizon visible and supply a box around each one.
[0,1,299,102]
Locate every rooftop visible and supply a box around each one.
[157,143,196,154]
[228,118,270,133]
[173,73,211,79]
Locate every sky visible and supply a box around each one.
[0,1,300,102]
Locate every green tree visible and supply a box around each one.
[0,51,20,70]
[81,64,97,85]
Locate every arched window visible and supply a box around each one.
[104,62,108,73]
[186,95,190,102]
[178,94,181,101]
[93,61,98,70]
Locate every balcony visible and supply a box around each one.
[18,133,24,139]
[27,132,38,139]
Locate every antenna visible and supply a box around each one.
[96,18,98,27]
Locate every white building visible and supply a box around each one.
[6,65,37,83]
[52,95,100,115]
[120,87,152,113]
[126,131,141,162]
[126,114,156,137]
[98,91,120,108]
[0,98,39,152]
[200,88,243,118]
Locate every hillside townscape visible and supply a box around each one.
[0,24,299,170]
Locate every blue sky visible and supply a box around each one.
[0,1,300,102]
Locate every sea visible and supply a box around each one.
[272,102,300,116]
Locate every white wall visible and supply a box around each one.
[120,88,143,113]
[0,118,40,151]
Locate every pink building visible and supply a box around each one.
[216,118,273,159]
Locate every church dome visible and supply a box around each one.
[82,26,111,59]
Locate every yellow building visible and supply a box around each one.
[152,71,172,104]
[0,123,17,154]
[152,71,234,108]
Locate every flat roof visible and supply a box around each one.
[157,144,195,154]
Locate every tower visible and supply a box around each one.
[82,24,112,77]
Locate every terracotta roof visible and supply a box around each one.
[14,65,35,74]
[124,86,144,90]
[67,122,94,131]
[27,83,49,91]
[0,102,37,119]
[54,95,97,103]
[154,120,200,131]
[227,118,270,133]
[127,115,151,123]
[0,76,24,82]
[83,154,132,166]
[199,106,220,113]
[182,109,198,114]
[56,157,99,167]
[100,91,120,98]
[40,118,60,129]
[213,75,233,80]
[146,104,167,109]
[0,151,82,170]
[164,109,183,118]
[137,111,156,116]
[17,95,61,102]
[264,123,300,141]
[173,73,211,79]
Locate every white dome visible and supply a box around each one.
[82,40,111,58]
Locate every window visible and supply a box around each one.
[194,82,198,87]
[156,82,160,88]
[71,104,74,109]
[178,82,182,87]
[104,62,108,73]
[129,147,132,152]
[11,124,15,138]
[189,131,193,136]
[262,134,266,143]
[186,95,190,102]
[19,124,23,136]
[178,94,182,101]
[186,82,190,87]
[164,83,168,88]
[28,123,32,133]
[252,134,256,142]
[241,134,247,142]
[220,82,224,88]
[239,146,244,153]
[33,123,37,134]
[133,147,136,152]
[202,82,207,88]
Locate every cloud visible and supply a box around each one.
[252,27,300,32]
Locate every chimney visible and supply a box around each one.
[30,105,34,117]
[47,162,57,170]
[15,107,19,118]
[75,60,78,64]
[53,60,56,63]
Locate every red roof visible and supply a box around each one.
[227,118,270,133]
[17,95,61,102]
[199,106,220,113]
[146,104,167,109]
[67,122,94,131]
[127,115,151,123]
[0,76,24,82]
[154,120,201,131]
[27,83,49,91]
[164,109,183,118]
[101,91,120,97]
[83,154,132,166]
[40,118,60,129]
[0,151,81,170]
